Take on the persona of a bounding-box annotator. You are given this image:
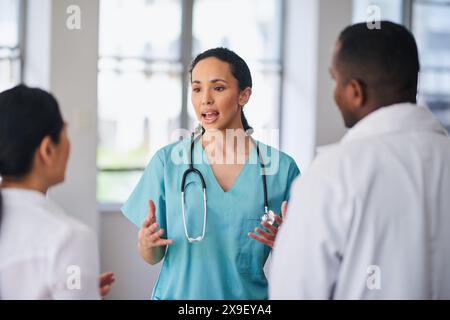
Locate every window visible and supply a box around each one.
[98,0,182,204]
[191,0,284,135]
[98,0,285,204]
[0,0,22,92]
[411,0,450,132]
[352,0,450,132]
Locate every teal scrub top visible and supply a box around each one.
[122,137,300,300]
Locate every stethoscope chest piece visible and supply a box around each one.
[261,210,276,225]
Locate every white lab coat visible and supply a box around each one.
[0,188,100,299]
[270,103,450,299]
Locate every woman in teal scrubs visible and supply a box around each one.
[122,48,300,300]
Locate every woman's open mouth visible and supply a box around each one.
[202,111,220,124]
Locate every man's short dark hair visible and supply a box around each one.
[336,21,420,99]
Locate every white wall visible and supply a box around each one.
[100,210,161,300]
[282,0,351,171]
[282,0,319,170]
[24,0,99,231]
[49,0,100,231]
[315,0,352,147]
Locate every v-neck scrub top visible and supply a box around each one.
[122,138,300,300]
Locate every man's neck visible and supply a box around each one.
[357,96,417,124]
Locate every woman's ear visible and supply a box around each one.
[37,135,55,166]
[238,87,252,107]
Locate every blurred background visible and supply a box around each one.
[0,0,449,299]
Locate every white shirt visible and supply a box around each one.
[270,103,450,299]
[0,188,100,300]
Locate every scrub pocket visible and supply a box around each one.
[236,218,270,275]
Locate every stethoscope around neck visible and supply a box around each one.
[180,125,275,243]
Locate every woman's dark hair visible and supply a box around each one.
[189,47,253,132]
[0,84,64,232]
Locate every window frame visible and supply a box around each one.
[407,0,450,134]
[0,0,26,87]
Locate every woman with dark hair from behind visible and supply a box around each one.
[0,85,114,299]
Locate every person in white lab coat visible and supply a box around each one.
[0,85,115,299]
[270,21,450,299]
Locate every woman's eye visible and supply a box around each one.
[215,86,225,92]
[192,88,200,93]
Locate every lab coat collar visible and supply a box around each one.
[1,188,47,203]
[340,103,448,144]
[1,188,62,216]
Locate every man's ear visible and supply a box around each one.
[37,135,55,166]
[238,87,252,107]
[348,79,366,109]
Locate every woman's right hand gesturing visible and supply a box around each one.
[138,200,173,265]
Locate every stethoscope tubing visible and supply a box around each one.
[181,129,270,243]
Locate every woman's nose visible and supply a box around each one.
[201,91,213,105]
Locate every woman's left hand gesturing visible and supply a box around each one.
[248,201,287,248]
